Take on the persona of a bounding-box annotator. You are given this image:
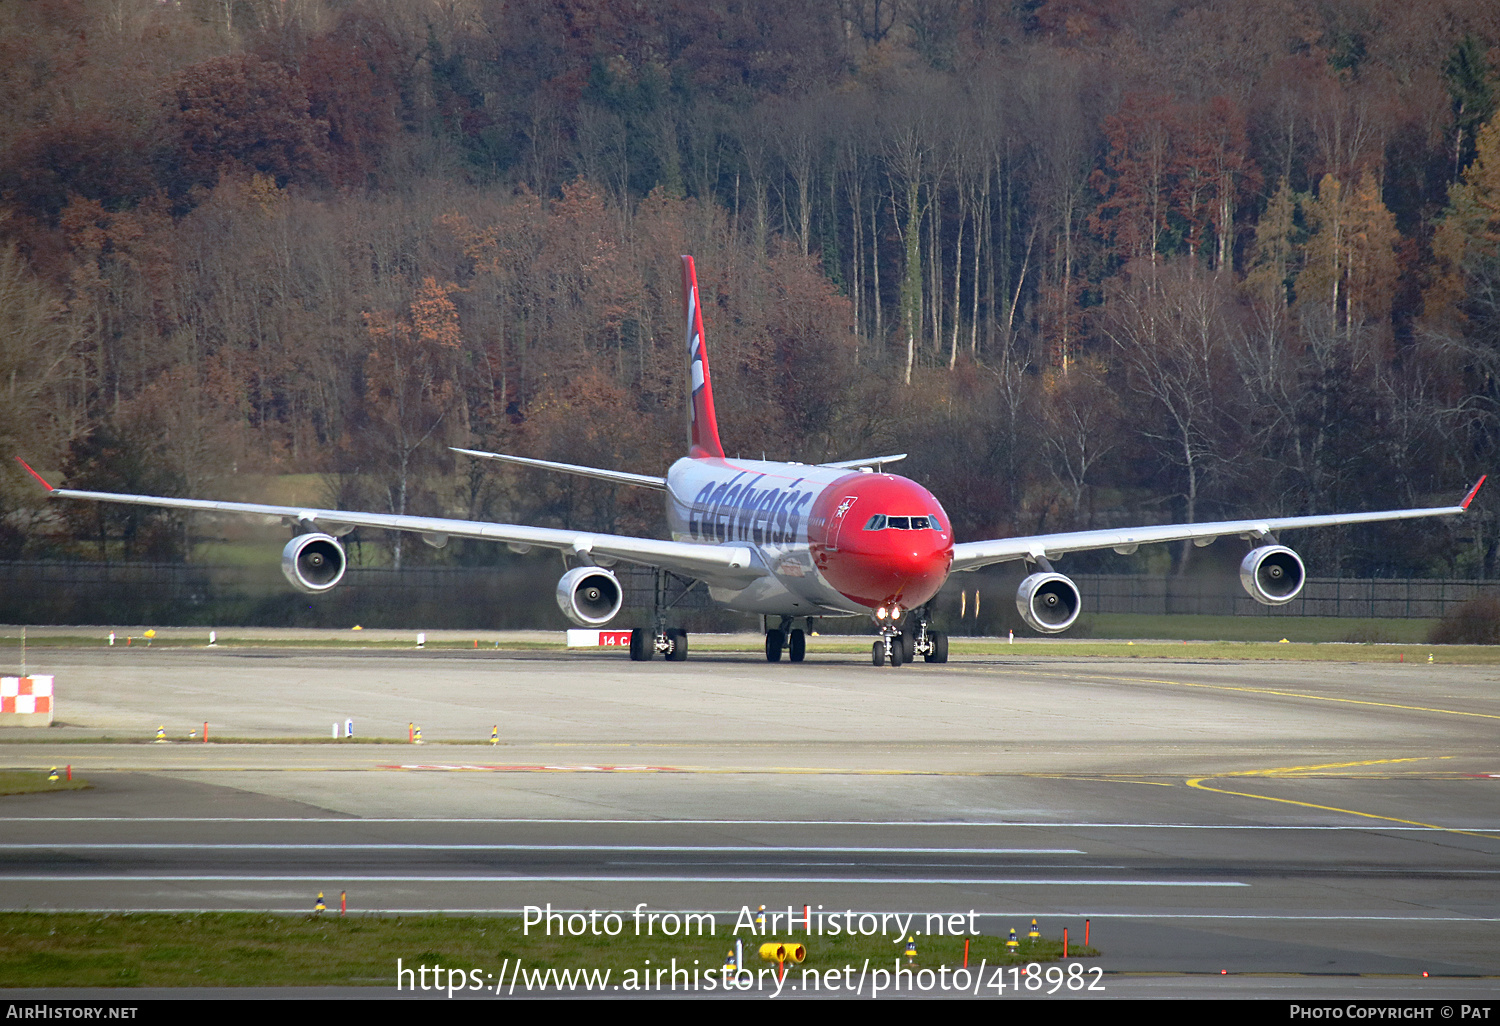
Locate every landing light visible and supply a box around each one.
[876,607,888,619]
[892,605,902,618]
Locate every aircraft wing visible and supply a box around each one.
[950,477,1487,573]
[450,447,667,490]
[22,467,760,584]
[820,453,908,471]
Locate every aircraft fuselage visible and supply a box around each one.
[664,457,954,617]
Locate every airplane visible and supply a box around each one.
[14,256,1488,667]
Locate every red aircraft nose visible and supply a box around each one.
[809,475,953,610]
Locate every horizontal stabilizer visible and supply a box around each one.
[820,454,908,471]
[451,448,666,490]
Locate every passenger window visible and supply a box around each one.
[863,515,887,530]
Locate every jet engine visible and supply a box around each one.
[556,566,624,627]
[1239,544,1305,605]
[281,533,346,593]
[1016,571,1082,633]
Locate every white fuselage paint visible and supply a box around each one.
[662,457,865,617]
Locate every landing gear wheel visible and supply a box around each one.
[925,630,948,663]
[788,629,806,663]
[898,631,916,664]
[889,636,904,667]
[629,628,654,661]
[665,627,688,662]
[765,629,785,662]
[872,641,884,666]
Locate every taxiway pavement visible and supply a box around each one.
[2,643,1498,998]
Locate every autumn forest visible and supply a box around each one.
[4,0,1500,580]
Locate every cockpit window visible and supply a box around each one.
[863,514,934,530]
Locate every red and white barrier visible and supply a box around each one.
[0,676,54,725]
[566,630,633,649]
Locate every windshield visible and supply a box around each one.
[863,514,935,530]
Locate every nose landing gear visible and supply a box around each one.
[872,609,948,667]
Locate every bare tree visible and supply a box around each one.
[1103,260,1237,571]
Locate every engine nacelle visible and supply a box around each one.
[1016,571,1082,633]
[281,533,346,594]
[556,566,623,627]
[1240,544,1305,605]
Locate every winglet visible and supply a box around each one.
[14,458,54,492]
[1461,474,1487,510]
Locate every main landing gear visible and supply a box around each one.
[629,626,687,661]
[872,610,948,668]
[765,616,810,663]
[627,570,695,662]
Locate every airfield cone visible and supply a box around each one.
[755,905,766,932]
[108,632,115,646]
[1007,928,1019,953]
[65,766,71,781]
[722,950,737,981]
[1028,918,1041,941]
[341,891,346,916]
[314,892,325,915]
[408,722,414,744]
[414,726,423,745]
[904,935,917,966]
[153,726,167,743]
[489,725,498,746]
[47,767,58,782]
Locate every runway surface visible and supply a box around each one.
[2,642,1499,998]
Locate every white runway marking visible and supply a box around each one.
[10,909,1498,921]
[0,874,1248,886]
[1,817,1496,831]
[0,844,1084,854]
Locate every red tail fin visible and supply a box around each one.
[682,256,725,459]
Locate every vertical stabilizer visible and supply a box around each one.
[682,255,726,459]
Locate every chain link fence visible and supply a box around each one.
[0,561,1493,630]
[1070,575,1498,619]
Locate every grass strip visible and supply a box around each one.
[0,912,1094,988]
[2,633,1494,662]
[0,637,563,650]
[0,770,89,795]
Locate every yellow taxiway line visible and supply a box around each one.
[1187,757,1498,840]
